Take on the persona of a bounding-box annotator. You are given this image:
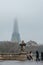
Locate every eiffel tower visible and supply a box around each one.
[11,19,21,43]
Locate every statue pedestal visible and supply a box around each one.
[20,51,27,55]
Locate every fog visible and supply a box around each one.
[0,0,43,44]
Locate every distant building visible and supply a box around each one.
[26,40,38,46]
[11,19,21,43]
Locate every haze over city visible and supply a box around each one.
[0,0,43,44]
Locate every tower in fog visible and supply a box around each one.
[11,19,21,43]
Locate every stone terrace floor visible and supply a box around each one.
[0,60,43,65]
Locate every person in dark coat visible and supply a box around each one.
[36,51,40,61]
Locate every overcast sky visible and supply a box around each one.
[0,0,43,44]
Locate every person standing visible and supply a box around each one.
[36,51,40,61]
